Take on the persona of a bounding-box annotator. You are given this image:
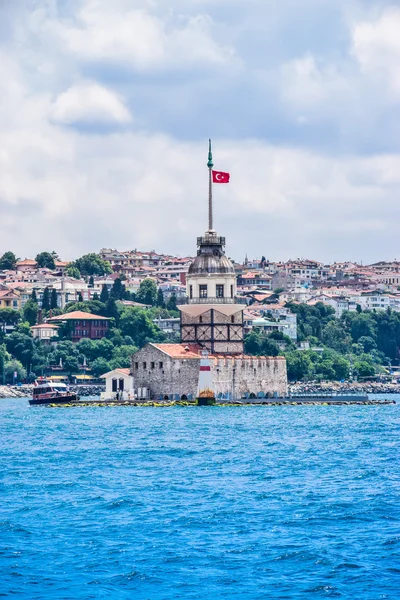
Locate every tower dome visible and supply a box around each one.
[188,233,235,276]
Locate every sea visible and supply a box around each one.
[0,396,399,600]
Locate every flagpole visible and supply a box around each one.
[207,139,213,231]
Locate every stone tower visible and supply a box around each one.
[179,140,245,354]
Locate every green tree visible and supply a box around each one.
[100,284,109,304]
[41,287,50,311]
[136,279,158,306]
[284,350,313,381]
[111,278,125,301]
[110,345,137,369]
[35,252,56,270]
[92,292,99,301]
[157,288,165,308]
[73,253,112,277]
[4,359,26,383]
[50,288,58,309]
[0,251,17,271]
[77,292,84,303]
[106,297,119,323]
[0,308,20,332]
[90,357,111,377]
[66,266,81,280]
[166,293,177,311]
[322,321,351,354]
[88,276,94,288]
[244,330,262,355]
[31,289,37,302]
[23,300,38,326]
[119,308,164,347]
[5,332,35,370]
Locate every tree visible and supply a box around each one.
[119,307,164,347]
[100,284,109,304]
[41,287,50,311]
[92,292,99,301]
[66,266,81,280]
[35,252,56,270]
[157,288,165,308]
[0,308,20,332]
[136,279,158,306]
[111,278,125,301]
[322,321,351,354]
[166,293,177,312]
[31,289,37,302]
[284,350,313,381]
[77,292,84,303]
[110,345,138,369]
[4,359,26,383]
[90,357,111,377]
[244,330,262,355]
[88,276,94,288]
[23,300,38,326]
[50,288,58,309]
[105,297,119,323]
[73,253,112,277]
[5,332,35,370]
[0,251,17,271]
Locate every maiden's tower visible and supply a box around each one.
[131,142,288,400]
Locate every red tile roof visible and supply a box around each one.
[150,343,285,360]
[48,311,110,321]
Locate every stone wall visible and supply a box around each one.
[131,344,288,399]
[132,345,199,398]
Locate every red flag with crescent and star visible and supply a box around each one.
[212,170,230,183]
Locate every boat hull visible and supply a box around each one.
[29,394,79,406]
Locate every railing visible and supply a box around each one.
[197,236,226,246]
[186,297,248,305]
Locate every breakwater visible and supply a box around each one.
[0,384,105,399]
[289,381,400,395]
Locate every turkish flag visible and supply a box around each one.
[212,170,230,183]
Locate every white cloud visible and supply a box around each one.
[49,1,234,70]
[50,81,132,125]
[352,7,400,97]
[1,0,400,265]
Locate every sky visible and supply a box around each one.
[1,0,400,264]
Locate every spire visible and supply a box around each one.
[207,138,214,168]
[207,139,213,231]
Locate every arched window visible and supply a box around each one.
[119,378,124,391]
[112,379,118,392]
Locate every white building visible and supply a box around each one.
[100,368,134,400]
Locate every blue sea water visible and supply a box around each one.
[0,397,399,600]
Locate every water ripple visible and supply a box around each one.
[0,397,399,599]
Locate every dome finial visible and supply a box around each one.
[207,138,213,169]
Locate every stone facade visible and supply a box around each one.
[131,343,288,399]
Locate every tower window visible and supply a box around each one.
[216,284,224,298]
[231,315,235,323]
[189,285,193,299]
[199,285,208,298]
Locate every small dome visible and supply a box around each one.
[188,254,235,275]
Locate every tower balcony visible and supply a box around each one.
[197,235,226,247]
[186,297,248,305]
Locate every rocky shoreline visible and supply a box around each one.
[0,385,105,399]
[289,382,400,395]
[1,381,400,400]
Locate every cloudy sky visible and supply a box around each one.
[1,0,400,264]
